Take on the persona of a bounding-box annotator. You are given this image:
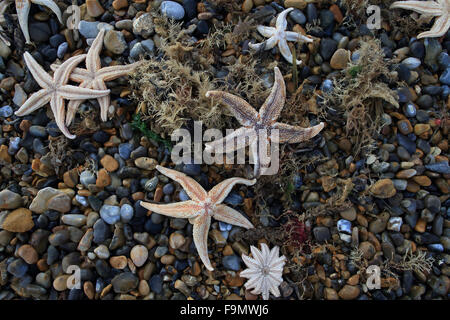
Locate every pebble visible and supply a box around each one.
[1,208,34,232]
[100,205,121,225]
[0,105,13,117]
[29,187,71,213]
[104,30,127,55]
[0,189,23,209]
[222,255,241,271]
[370,179,396,198]
[61,214,87,227]
[160,1,185,20]
[130,245,148,267]
[111,272,138,293]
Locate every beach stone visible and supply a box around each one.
[86,0,105,17]
[160,1,185,20]
[7,259,28,278]
[135,157,158,170]
[370,179,396,198]
[320,38,337,60]
[111,272,138,293]
[338,285,360,300]
[330,48,349,69]
[29,187,71,213]
[0,189,23,209]
[120,204,134,223]
[100,205,121,225]
[61,214,87,227]
[96,169,111,187]
[94,244,110,259]
[100,155,119,172]
[110,256,128,269]
[169,232,186,249]
[1,208,34,233]
[340,207,356,221]
[150,275,163,294]
[133,13,154,38]
[78,21,100,39]
[130,245,148,267]
[0,105,13,118]
[53,275,70,291]
[104,30,127,55]
[80,170,96,187]
[112,0,128,10]
[313,227,331,242]
[359,241,376,259]
[222,255,241,271]
[17,244,38,264]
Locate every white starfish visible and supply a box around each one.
[240,243,286,300]
[0,0,12,46]
[391,0,450,38]
[15,0,63,44]
[249,8,313,64]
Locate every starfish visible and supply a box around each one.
[249,8,313,64]
[205,67,325,177]
[240,243,286,300]
[51,28,143,124]
[390,0,450,38]
[15,52,110,139]
[140,165,256,271]
[15,0,63,44]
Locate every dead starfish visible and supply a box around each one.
[15,0,63,44]
[15,52,110,139]
[390,0,450,38]
[140,165,256,271]
[205,66,324,177]
[51,28,143,124]
[249,8,313,64]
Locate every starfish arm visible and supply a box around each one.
[156,165,207,201]
[65,99,83,126]
[241,254,260,270]
[259,67,286,125]
[204,127,256,153]
[192,214,213,271]
[285,31,313,43]
[57,84,109,100]
[86,28,105,73]
[250,245,265,265]
[64,80,92,126]
[15,0,31,43]
[14,89,50,115]
[50,95,75,139]
[269,284,281,298]
[209,178,256,205]
[140,200,202,219]
[276,8,293,30]
[250,137,261,177]
[417,14,450,38]
[270,122,324,143]
[390,1,443,15]
[54,54,87,85]
[212,204,254,229]
[205,91,259,126]
[248,41,265,51]
[31,0,63,23]
[23,52,53,87]
[256,25,276,38]
[278,38,302,65]
[263,36,278,50]
[50,64,91,83]
[97,61,143,81]
[92,79,110,122]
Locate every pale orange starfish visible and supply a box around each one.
[15,52,110,139]
[390,0,450,38]
[140,165,256,271]
[51,28,143,124]
[205,66,324,177]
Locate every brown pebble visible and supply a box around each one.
[338,285,360,300]
[84,281,95,299]
[17,244,38,264]
[110,255,128,269]
[100,155,119,172]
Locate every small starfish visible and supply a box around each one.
[140,165,256,271]
[51,28,143,124]
[205,67,324,177]
[15,52,110,139]
[390,0,450,38]
[15,0,63,44]
[249,8,313,64]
